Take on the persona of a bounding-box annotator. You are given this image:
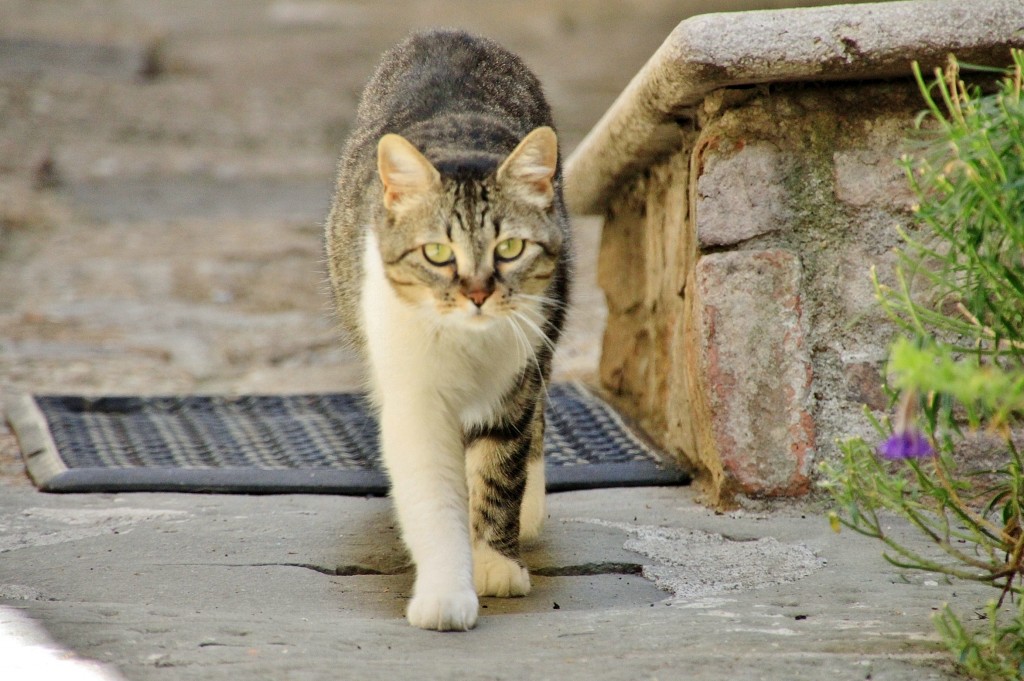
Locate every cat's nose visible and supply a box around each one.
[464,287,492,307]
[460,278,494,307]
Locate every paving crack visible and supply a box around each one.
[532,562,644,577]
[244,562,411,576]
[167,561,642,577]
[162,562,404,576]
[305,561,641,577]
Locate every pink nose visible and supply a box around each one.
[460,277,495,308]
[464,288,492,307]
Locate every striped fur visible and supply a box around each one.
[325,30,571,631]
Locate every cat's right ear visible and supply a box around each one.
[377,134,441,211]
[497,126,558,209]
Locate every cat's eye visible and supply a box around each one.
[422,243,454,266]
[495,238,525,262]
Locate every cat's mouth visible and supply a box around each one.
[453,302,505,327]
[464,306,493,322]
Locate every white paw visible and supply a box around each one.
[474,544,531,597]
[406,587,479,631]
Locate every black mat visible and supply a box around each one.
[4,383,688,495]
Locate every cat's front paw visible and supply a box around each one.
[474,544,531,597]
[406,587,479,631]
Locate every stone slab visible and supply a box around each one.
[565,0,1024,214]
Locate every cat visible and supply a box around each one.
[324,29,571,631]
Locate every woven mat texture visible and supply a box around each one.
[8,383,686,494]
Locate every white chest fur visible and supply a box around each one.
[359,233,531,429]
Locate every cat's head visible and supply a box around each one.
[372,127,564,330]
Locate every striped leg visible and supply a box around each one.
[518,415,546,543]
[465,406,544,597]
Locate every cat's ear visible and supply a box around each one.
[497,126,558,208]
[377,134,441,211]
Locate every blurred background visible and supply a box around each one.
[0,0,892,417]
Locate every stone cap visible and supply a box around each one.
[564,0,1024,215]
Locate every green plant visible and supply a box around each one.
[822,51,1024,680]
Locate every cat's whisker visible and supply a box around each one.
[507,314,540,369]
[504,316,529,369]
[511,310,558,357]
[517,293,570,312]
[510,312,556,404]
[508,313,550,404]
[514,298,563,334]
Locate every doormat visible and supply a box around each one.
[4,383,688,495]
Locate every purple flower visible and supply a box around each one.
[877,429,934,460]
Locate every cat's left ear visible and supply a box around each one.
[497,126,558,208]
[377,134,441,211]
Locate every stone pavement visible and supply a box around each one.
[0,484,992,680]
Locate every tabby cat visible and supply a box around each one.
[325,30,571,631]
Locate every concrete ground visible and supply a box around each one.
[0,486,993,680]
[0,1,983,679]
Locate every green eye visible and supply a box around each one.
[422,243,454,266]
[495,238,525,261]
